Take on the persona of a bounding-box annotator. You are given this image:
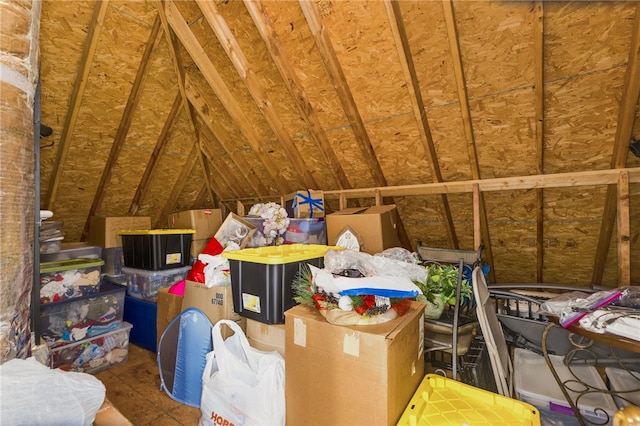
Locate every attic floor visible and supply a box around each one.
[95,343,201,425]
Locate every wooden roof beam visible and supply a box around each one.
[319,167,640,198]
[534,2,545,283]
[185,73,259,199]
[128,91,182,216]
[592,4,640,286]
[81,13,162,240]
[44,0,110,210]
[165,0,289,195]
[156,142,200,228]
[243,0,352,191]
[384,0,459,250]
[196,0,319,190]
[298,0,412,250]
[298,0,386,188]
[443,0,495,281]
[198,128,244,201]
[157,0,216,206]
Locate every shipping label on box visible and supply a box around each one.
[181,280,245,338]
[87,216,151,248]
[326,205,401,255]
[167,209,222,240]
[284,302,425,426]
[285,190,325,218]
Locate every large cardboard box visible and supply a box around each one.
[181,280,245,338]
[245,318,285,357]
[87,216,151,249]
[326,205,401,254]
[156,287,184,346]
[167,209,223,257]
[285,302,425,426]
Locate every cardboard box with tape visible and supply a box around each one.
[326,205,401,254]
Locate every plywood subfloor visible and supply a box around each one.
[95,344,201,425]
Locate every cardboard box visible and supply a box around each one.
[167,209,223,257]
[285,302,425,426]
[285,190,325,218]
[246,318,285,357]
[167,209,223,240]
[214,213,256,249]
[156,287,184,346]
[94,397,134,426]
[87,216,151,248]
[181,280,245,338]
[326,205,401,254]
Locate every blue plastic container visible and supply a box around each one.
[123,295,157,352]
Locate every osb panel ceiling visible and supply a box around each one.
[38,0,640,286]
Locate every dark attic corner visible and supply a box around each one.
[1,1,640,425]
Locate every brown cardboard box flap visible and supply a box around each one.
[87,216,151,248]
[167,209,222,240]
[156,287,184,346]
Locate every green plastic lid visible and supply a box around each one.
[222,244,342,264]
[117,229,196,235]
[40,257,104,273]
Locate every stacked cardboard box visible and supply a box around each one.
[87,216,151,278]
[285,302,425,425]
[167,209,223,259]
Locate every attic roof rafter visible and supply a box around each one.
[158,0,217,205]
[196,0,319,190]
[156,142,200,228]
[384,0,459,250]
[243,0,352,191]
[198,128,245,200]
[443,0,494,282]
[165,0,289,195]
[44,0,110,210]
[81,13,163,241]
[534,1,545,282]
[298,0,412,251]
[128,91,182,216]
[592,4,640,286]
[185,73,259,199]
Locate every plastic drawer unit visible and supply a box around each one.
[222,244,339,325]
[40,258,104,303]
[119,229,194,270]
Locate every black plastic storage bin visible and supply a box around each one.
[222,244,337,325]
[119,229,194,271]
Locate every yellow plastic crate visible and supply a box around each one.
[221,244,340,264]
[397,374,540,426]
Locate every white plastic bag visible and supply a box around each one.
[199,320,285,426]
[0,357,105,426]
